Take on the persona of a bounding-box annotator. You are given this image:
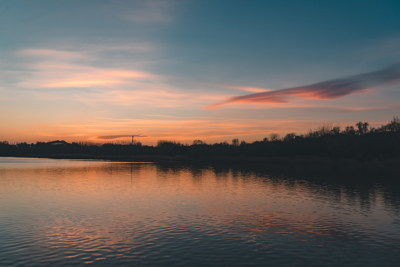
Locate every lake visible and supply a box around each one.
[0,157,399,266]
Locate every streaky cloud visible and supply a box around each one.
[206,64,400,109]
[97,134,147,140]
[218,84,271,92]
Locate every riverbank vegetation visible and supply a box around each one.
[1,117,399,162]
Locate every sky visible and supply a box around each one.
[1,0,400,145]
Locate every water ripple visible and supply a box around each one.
[0,159,399,266]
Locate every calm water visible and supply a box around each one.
[0,157,399,266]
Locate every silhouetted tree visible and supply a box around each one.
[356,121,369,135]
[345,126,356,135]
[284,133,296,142]
[332,126,340,135]
[193,140,205,145]
[269,133,279,141]
[384,116,400,132]
[1,117,399,162]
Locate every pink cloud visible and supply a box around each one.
[206,64,400,109]
[218,84,271,93]
[17,62,156,89]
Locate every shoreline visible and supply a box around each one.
[2,154,400,176]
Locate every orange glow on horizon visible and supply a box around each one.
[3,117,384,145]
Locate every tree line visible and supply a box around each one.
[1,117,399,161]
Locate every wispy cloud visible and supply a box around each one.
[7,47,226,108]
[97,134,147,140]
[218,84,270,93]
[16,48,156,89]
[16,64,156,91]
[18,49,90,61]
[119,0,176,24]
[207,64,400,109]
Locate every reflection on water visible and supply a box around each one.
[0,157,399,266]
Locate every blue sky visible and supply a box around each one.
[1,0,399,144]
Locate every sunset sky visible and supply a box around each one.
[1,0,400,145]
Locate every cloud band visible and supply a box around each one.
[207,64,400,109]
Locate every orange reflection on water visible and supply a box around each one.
[0,160,397,265]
